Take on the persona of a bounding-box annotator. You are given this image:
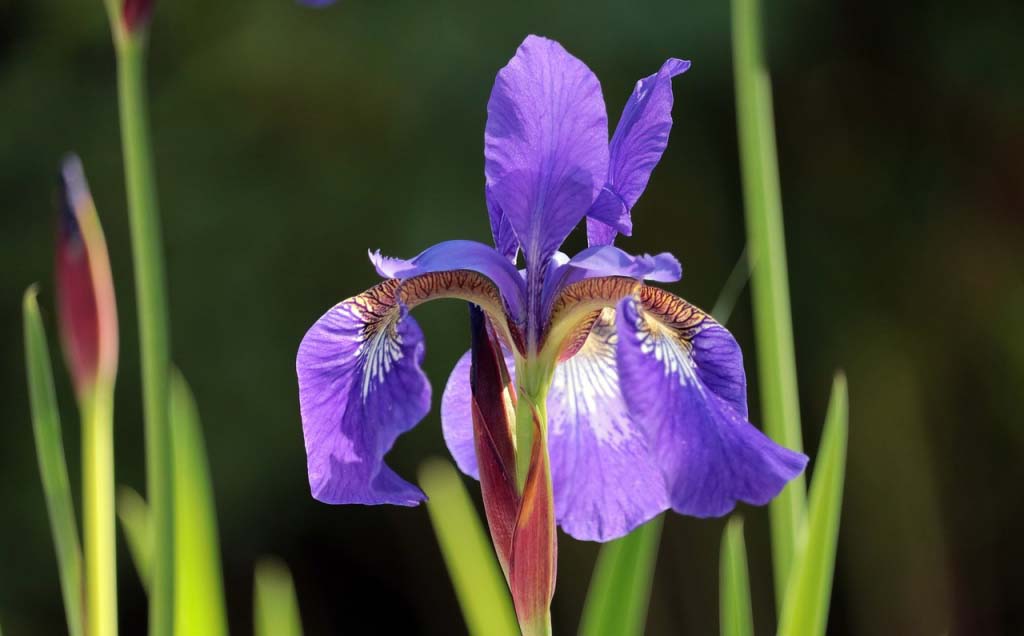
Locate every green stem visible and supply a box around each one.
[113,32,175,636]
[82,389,118,636]
[731,0,807,611]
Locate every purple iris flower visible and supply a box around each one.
[297,35,807,545]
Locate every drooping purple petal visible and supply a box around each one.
[485,35,609,269]
[615,291,807,517]
[546,310,668,541]
[297,281,430,506]
[369,240,527,321]
[586,58,691,246]
[442,311,670,542]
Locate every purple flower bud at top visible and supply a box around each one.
[122,0,155,33]
[55,155,118,397]
[298,0,337,7]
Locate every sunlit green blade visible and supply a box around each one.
[418,459,519,636]
[254,557,304,636]
[778,373,848,636]
[169,370,229,636]
[118,485,152,587]
[23,287,84,636]
[731,0,808,607]
[578,516,663,636]
[719,517,754,636]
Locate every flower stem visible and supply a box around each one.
[82,388,117,636]
[112,31,175,636]
[731,0,807,610]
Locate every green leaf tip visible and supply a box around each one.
[418,458,519,636]
[254,557,304,636]
[778,372,848,636]
[719,517,753,636]
[23,285,85,636]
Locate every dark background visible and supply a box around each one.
[2,0,1021,634]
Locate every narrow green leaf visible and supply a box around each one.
[578,516,663,636]
[711,246,750,325]
[418,459,519,636]
[254,557,304,636]
[23,287,84,636]
[118,485,151,587]
[731,0,808,607]
[778,373,848,636]
[169,370,229,636]
[719,517,754,636]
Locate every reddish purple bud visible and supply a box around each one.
[122,0,155,33]
[508,404,557,635]
[468,305,519,577]
[56,155,118,397]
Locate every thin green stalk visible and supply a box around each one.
[111,31,175,636]
[23,288,84,636]
[82,390,118,636]
[711,246,750,325]
[719,517,753,636]
[731,0,807,608]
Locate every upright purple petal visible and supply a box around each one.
[297,281,430,506]
[587,58,691,246]
[485,35,609,268]
[369,240,527,321]
[615,291,807,517]
[547,310,668,541]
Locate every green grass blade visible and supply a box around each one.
[578,516,663,636]
[731,0,808,607]
[169,370,229,636]
[418,459,519,636]
[719,517,754,636]
[254,557,304,636]
[778,373,848,636]
[118,486,152,587]
[23,287,84,636]
[711,246,750,326]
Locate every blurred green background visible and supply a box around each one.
[2,0,1022,633]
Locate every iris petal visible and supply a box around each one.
[587,58,691,246]
[297,280,430,506]
[615,290,807,517]
[485,35,609,268]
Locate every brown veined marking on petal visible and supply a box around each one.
[542,276,640,361]
[349,271,523,355]
[636,284,711,341]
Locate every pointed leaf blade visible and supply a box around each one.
[778,373,848,636]
[719,516,754,636]
[170,370,229,636]
[23,287,84,636]
[419,458,519,636]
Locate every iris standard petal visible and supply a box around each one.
[484,35,609,268]
[615,290,807,517]
[440,349,480,479]
[546,309,668,541]
[587,58,691,246]
[369,240,527,322]
[297,281,430,506]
